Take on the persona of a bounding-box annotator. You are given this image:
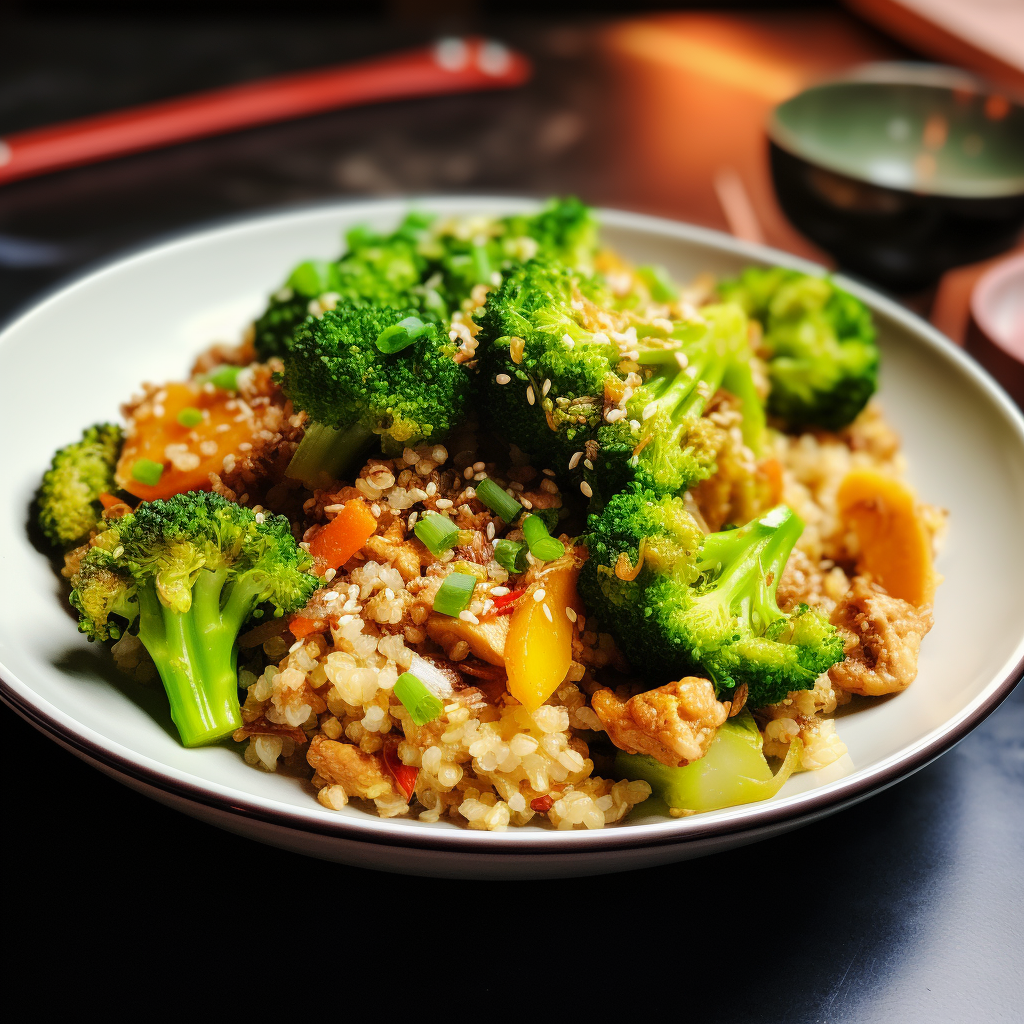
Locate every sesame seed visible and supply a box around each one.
[629,419,641,430]
[384,588,395,600]
[533,589,546,602]
[496,374,511,385]
[435,498,453,509]
[542,379,551,396]
[464,466,474,479]
[542,604,554,623]
[542,468,556,477]
[605,408,626,423]
[568,451,582,471]
[675,352,689,369]
[473,472,487,482]
[425,482,437,496]
[486,521,495,540]
[459,610,480,624]
[580,480,593,497]
[491,586,510,597]
[520,497,533,509]
[463,486,477,499]
[324,503,345,513]
[473,461,486,472]
[324,568,337,582]
[566,606,577,622]
[584,459,594,470]
[408,511,418,527]
[526,385,535,406]
[371,503,381,516]
[323,590,339,601]
[643,401,659,420]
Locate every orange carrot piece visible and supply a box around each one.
[309,499,377,572]
[97,492,122,510]
[289,615,319,639]
[758,458,784,505]
[115,381,255,501]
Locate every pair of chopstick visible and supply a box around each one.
[0,37,531,186]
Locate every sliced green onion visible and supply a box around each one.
[393,672,444,726]
[287,259,336,298]
[177,406,204,428]
[637,264,679,303]
[414,512,459,556]
[375,316,438,354]
[475,478,522,523]
[131,458,164,487]
[471,242,492,284]
[494,538,529,574]
[201,365,242,391]
[522,513,565,562]
[433,572,477,617]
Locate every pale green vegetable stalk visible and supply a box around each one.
[615,710,801,813]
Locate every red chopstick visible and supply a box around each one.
[0,37,531,186]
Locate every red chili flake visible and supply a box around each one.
[530,795,554,813]
[382,737,418,800]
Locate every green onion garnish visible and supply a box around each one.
[287,259,336,298]
[494,538,529,574]
[375,316,438,354]
[414,512,460,557]
[177,406,204,428]
[433,572,477,617]
[131,458,164,487]
[393,672,444,726]
[637,264,679,303]
[522,513,565,562]
[201,365,242,391]
[475,478,522,523]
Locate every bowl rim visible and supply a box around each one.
[2,195,1023,855]
[767,62,1024,200]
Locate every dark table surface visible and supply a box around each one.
[3,15,1021,1020]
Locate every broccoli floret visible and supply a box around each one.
[475,260,763,497]
[253,211,439,360]
[578,489,844,706]
[475,258,618,467]
[425,196,599,305]
[37,424,124,548]
[280,302,473,488]
[70,491,319,747]
[589,303,765,501]
[719,267,878,431]
[253,201,598,362]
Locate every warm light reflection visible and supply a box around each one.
[607,20,805,102]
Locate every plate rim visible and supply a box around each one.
[3,194,1023,854]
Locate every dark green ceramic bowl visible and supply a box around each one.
[769,63,1024,291]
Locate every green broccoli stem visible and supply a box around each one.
[286,419,375,488]
[136,571,253,747]
[698,507,802,632]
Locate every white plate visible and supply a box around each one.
[2,197,1022,879]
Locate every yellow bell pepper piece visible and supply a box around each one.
[505,556,581,712]
[837,469,937,607]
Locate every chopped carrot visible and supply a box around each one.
[289,615,319,639]
[383,738,418,799]
[309,499,377,572]
[97,492,122,510]
[115,380,255,501]
[758,457,784,505]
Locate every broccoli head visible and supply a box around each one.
[37,424,124,548]
[424,196,600,305]
[71,491,319,746]
[719,267,878,431]
[280,302,473,488]
[253,211,439,360]
[589,303,765,502]
[475,258,620,468]
[476,259,764,497]
[578,489,845,706]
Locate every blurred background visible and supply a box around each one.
[2,2,1022,1019]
